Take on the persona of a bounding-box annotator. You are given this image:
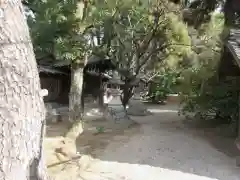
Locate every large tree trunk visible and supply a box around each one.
[0,2,48,180]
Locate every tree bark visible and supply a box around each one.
[68,64,85,138]
[121,81,134,109]
[98,74,104,112]
[0,2,48,180]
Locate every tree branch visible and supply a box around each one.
[136,43,168,74]
[134,17,168,72]
[136,12,166,59]
[146,72,160,82]
[82,25,94,34]
[135,41,215,74]
[138,28,157,58]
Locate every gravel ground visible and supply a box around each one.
[78,104,240,180]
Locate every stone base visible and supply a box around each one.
[127,99,151,116]
[104,104,135,130]
[45,103,60,124]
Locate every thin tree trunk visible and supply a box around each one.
[0,2,48,180]
[98,74,104,111]
[56,62,87,161]
[121,81,134,109]
[57,0,90,159]
[67,64,85,138]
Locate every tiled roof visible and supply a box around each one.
[226,28,240,67]
[38,65,67,75]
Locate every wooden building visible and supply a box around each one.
[38,56,117,105]
[218,28,240,138]
[219,29,240,79]
[83,56,116,98]
[38,65,70,104]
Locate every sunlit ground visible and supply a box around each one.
[148,109,179,113]
[78,159,219,180]
[46,104,240,180]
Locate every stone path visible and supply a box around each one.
[78,104,240,180]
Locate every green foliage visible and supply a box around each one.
[24,0,240,129]
[179,12,224,92]
[26,0,191,72]
[163,13,191,69]
[88,0,191,77]
[96,126,105,133]
[181,77,239,125]
[148,10,191,100]
[149,71,180,101]
[181,0,223,28]
[83,0,192,106]
[26,0,89,66]
[178,12,239,125]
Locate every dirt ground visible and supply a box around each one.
[44,104,240,180]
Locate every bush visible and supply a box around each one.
[148,71,180,102]
[180,77,239,126]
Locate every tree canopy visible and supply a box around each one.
[25,0,89,67]
[25,0,191,75]
[24,0,240,127]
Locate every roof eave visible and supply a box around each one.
[225,42,240,68]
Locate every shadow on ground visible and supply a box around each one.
[45,104,240,180]
[145,104,239,158]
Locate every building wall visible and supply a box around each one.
[219,47,240,79]
[39,73,70,104]
[83,73,101,99]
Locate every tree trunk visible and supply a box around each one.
[98,74,104,112]
[68,64,85,138]
[121,81,134,109]
[55,63,87,162]
[0,2,48,180]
